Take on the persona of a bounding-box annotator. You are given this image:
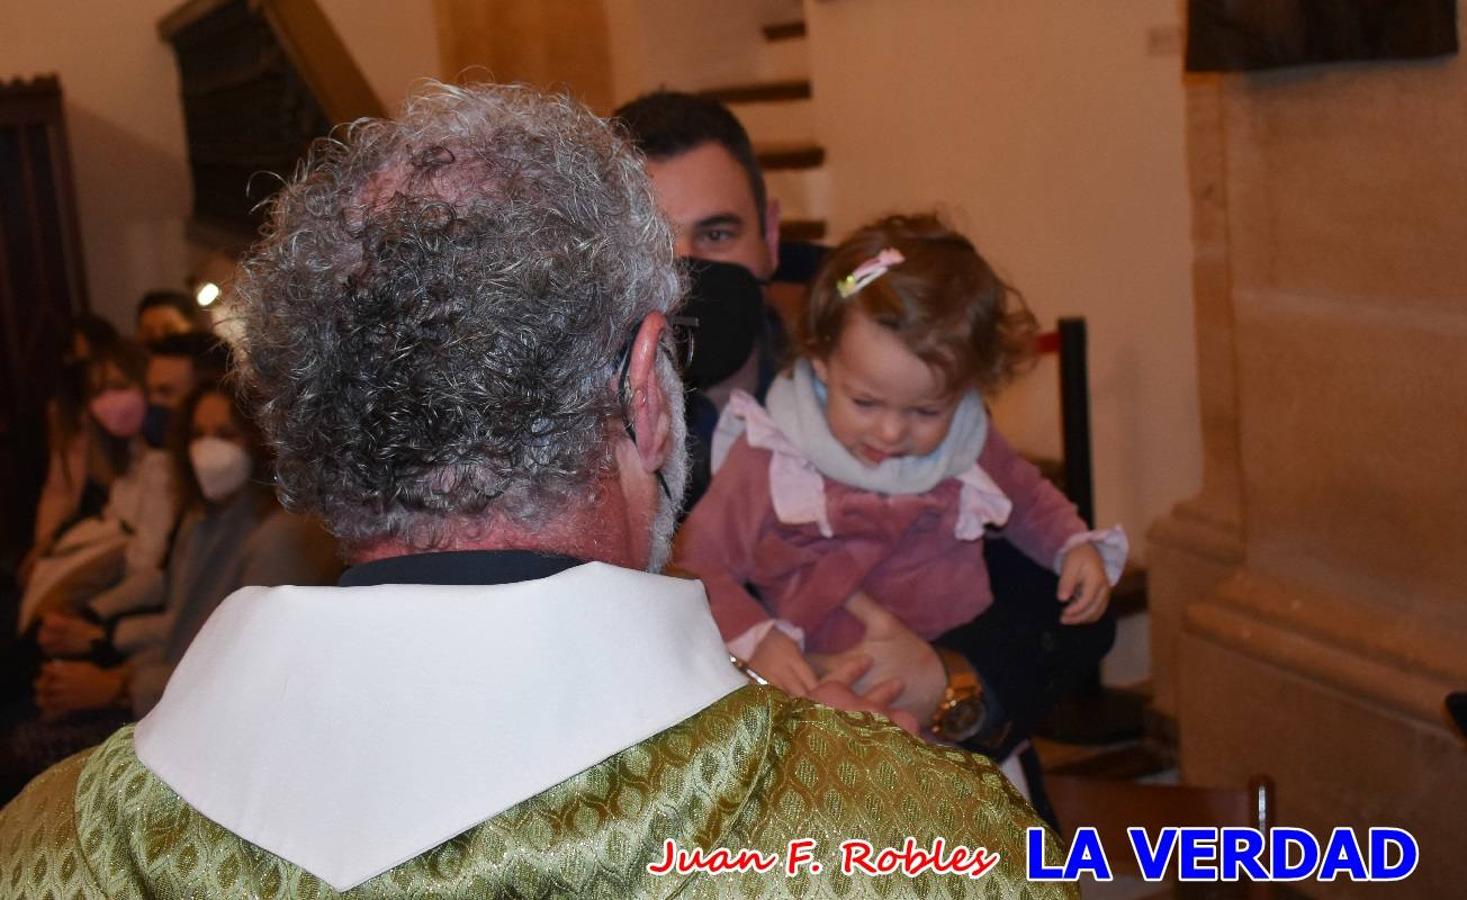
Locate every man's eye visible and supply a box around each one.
[698,229,734,245]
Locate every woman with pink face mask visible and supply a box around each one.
[16,341,181,634]
[4,385,337,800]
[20,316,123,588]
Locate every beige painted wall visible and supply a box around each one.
[0,1,440,330]
[605,0,802,102]
[804,0,1200,553]
[1,0,193,329]
[318,0,440,111]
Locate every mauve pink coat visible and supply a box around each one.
[675,427,1089,654]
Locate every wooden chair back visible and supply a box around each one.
[1045,773,1275,898]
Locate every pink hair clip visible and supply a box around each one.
[837,248,906,298]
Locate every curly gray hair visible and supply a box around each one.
[230,82,684,552]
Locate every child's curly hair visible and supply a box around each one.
[803,213,1037,395]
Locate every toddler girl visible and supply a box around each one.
[674,213,1127,698]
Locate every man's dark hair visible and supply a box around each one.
[136,289,197,324]
[148,331,232,383]
[613,91,767,231]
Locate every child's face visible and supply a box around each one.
[812,311,962,466]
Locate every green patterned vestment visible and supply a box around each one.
[1,685,1074,899]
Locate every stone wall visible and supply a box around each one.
[1153,24,1467,898]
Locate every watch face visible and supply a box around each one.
[940,699,985,741]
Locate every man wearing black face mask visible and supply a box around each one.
[674,258,774,505]
[614,93,786,507]
[142,334,230,448]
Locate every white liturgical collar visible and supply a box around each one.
[134,562,748,891]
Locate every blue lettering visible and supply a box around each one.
[1269,827,1319,881]
[1369,828,1419,881]
[1318,828,1369,881]
[1027,827,1068,880]
[1127,827,1178,881]
[1106,826,1414,884]
[1218,828,1268,880]
[1064,827,1113,881]
[1177,827,1219,881]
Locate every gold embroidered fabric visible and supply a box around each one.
[1,686,1074,898]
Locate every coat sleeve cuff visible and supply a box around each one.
[726,618,806,660]
[1053,524,1129,585]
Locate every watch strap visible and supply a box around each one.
[936,647,980,695]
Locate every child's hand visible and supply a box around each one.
[1057,542,1110,625]
[748,628,820,697]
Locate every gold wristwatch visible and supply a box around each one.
[930,647,988,742]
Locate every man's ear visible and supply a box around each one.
[762,197,782,281]
[624,312,671,472]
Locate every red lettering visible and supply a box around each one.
[647,839,779,875]
[938,843,966,874]
[965,848,1001,879]
[833,838,1002,879]
[731,848,779,873]
[647,839,678,875]
[906,837,936,873]
[786,838,818,875]
[841,840,878,875]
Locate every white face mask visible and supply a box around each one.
[190,436,254,502]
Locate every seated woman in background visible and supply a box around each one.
[34,383,340,719]
[21,315,124,587]
[16,338,180,633]
[2,384,338,801]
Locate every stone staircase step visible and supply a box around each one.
[762,20,807,42]
[765,166,830,223]
[756,143,824,170]
[729,98,814,147]
[753,31,811,83]
[700,78,811,105]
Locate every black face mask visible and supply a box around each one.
[678,258,766,391]
[141,403,172,449]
